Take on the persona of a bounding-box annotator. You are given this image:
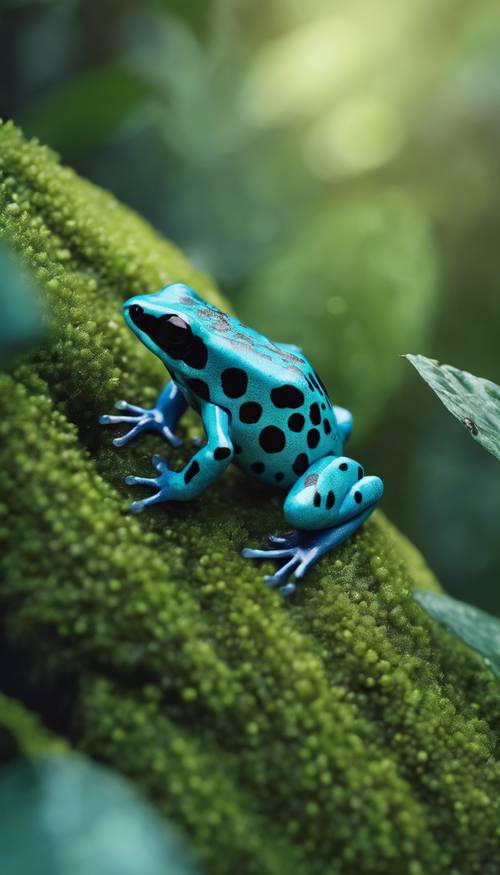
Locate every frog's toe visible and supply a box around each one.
[129,481,172,512]
[115,400,147,415]
[112,422,148,447]
[125,465,172,512]
[243,543,304,596]
[100,413,135,425]
[267,531,300,548]
[151,454,169,473]
[130,492,165,513]
[125,475,156,487]
[280,581,297,597]
[242,546,295,561]
[263,553,301,588]
[263,573,283,588]
[162,426,183,447]
[243,537,318,596]
[100,398,182,449]
[99,403,148,446]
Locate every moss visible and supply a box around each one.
[0,119,499,875]
[0,693,67,763]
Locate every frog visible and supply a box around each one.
[100,282,384,596]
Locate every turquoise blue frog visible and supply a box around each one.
[100,283,383,595]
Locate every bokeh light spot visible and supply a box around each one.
[304,95,404,178]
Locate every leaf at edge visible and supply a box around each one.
[0,243,44,359]
[405,354,500,461]
[413,589,500,677]
[0,755,202,875]
[19,67,155,156]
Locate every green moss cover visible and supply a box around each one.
[0,120,498,875]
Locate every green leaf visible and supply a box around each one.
[0,756,202,875]
[20,67,153,155]
[405,354,500,461]
[414,590,500,677]
[157,0,214,37]
[0,243,43,359]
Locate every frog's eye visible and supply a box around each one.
[167,315,188,331]
[129,306,189,343]
[128,304,207,368]
[129,304,143,319]
[159,314,190,345]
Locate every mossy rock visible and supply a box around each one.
[0,120,499,875]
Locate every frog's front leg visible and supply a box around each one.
[100,380,187,447]
[126,403,233,512]
[243,455,383,596]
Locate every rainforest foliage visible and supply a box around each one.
[0,121,499,875]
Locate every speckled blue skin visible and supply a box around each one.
[100,283,383,595]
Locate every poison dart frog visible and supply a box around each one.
[100,283,384,595]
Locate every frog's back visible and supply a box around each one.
[192,309,343,489]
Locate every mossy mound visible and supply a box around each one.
[0,120,499,875]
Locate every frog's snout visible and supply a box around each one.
[122,296,141,317]
[125,302,143,323]
[123,298,149,334]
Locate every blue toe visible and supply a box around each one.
[280,582,296,597]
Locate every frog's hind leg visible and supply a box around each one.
[243,455,383,596]
[333,406,353,444]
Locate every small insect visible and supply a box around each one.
[464,417,479,436]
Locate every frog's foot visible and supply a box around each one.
[242,539,319,597]
[248,458,383,594]
[125,454,173,513]
[243,500,378,596]
[100,400,183,448]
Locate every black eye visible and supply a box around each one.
[158,313,189,341]
[128,304,144,328]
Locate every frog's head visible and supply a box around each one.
[123,283,210,372]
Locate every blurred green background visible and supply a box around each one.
[1,0,498,612]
